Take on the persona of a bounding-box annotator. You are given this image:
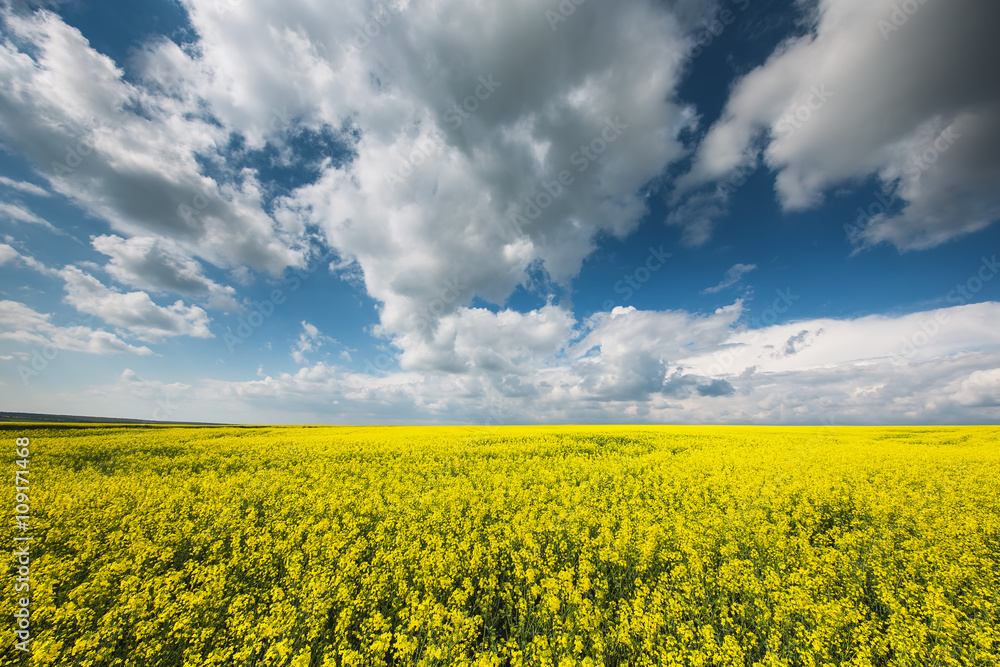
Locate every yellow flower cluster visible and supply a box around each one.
[4,424,998,666]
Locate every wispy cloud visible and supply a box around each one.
[702,263,757,294]
[290,321,337,365]
[0,202,56,231]
[0,176,49,197]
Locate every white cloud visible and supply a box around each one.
[0,8,308,274]
[149,0,708,362]
[0,176,49,197]
[676,0,1000,250]
[394,304,576,374]
[681,302,1000,374]
[0,1,710,370]
[290,320,336,365]
[0,243,17,265]
[2,1,997,428]
[0,299,154,356]
[59,266,213,342]
[564,303,743,402]
[91,234,239,311]
[110,300,1000,425]
[0,244,61,277]
[947,368,1000,408]
[0,202,56,231]
[0,1,776,383]
[701,263,757,294]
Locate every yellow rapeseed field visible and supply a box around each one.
[2,424,998,666]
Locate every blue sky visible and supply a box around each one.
[1,0,999,424]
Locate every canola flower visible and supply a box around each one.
[1,424,998,666]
